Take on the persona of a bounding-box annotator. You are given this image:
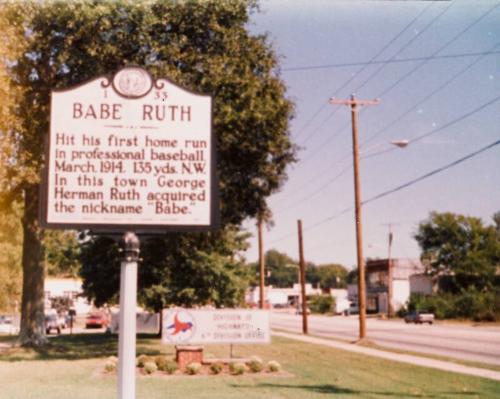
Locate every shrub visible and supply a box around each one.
[185,362,202,375]
[209,362,224,375]
[163,361,178,375]
[136,354,154,368]
[405,290,499,322]
[229,362,246,375]
[246,356,264,373]
[154,355,168,370]
[143,361,158,375]
[267,360,281,372]
[309,295,334,314]
[104,356,118,373]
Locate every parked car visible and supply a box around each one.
[404,311,434,325]
[343,302,359,316]
[45,314,61,335]
[85,312,109,329]
[295,306,311,315]
[0,315,19,334]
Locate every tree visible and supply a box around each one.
[414,211,500,294]
[44,230,81,278]
[305,262,320,287]
[0,3,25,317]
[0,201,23,313]
[2,0,294,345]
[2,0,295,346]
[80,226,252,311]
[316,263,348,290]
[261,249,298,288]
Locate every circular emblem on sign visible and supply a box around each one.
[164,310,196,343]
[112,67,152,98]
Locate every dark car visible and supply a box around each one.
[404,311,434,325]
[85,312,109,329]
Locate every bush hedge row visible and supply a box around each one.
[403,289,499,321]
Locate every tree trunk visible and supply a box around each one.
[19,184,48,347]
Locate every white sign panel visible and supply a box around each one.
[42,67,217,231]
[161,309,270,345]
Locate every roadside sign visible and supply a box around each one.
[41,66,218,232]
[162,309,271,345]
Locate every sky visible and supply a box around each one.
[242,0,500,268]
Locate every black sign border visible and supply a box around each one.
[39,66,220,233]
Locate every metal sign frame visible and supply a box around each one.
[39,66,219,233]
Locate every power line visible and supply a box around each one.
[362,138,500,206]
[352,0,454,94]
[280,93,500,213]
[372,2,500,100]
[294,1,434,143]
[361,41,500,149]
[295,3,498,176]
[274,164,352,215]
[296,1,455,160]
[409,94,500,144]
[269,138,500,244]
[282,50,500,72]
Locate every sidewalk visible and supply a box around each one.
[273,330,500,382]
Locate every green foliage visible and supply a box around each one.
[209,362,224,375]
[164,360,179,375]
[154,355,178,374]
[253,249,298,288]
[43,230,81,277]
[267,360,281,372]
[137,354,154,368]
[79,236,121,307]
[0,200,22,312]
[405,291,500,321]
[143,361,158,374]
[229,362,246,375]
[316,263,348,289]
[309,295,335,314]
[154,355,168,370]
[415,211,500,294]
[80,230,252,309]
[185,362,202,375]
[1,0,295,341]
[49,296,73,315]
[246,356,264,373]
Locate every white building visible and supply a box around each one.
[246,284,348,313]
[44,278,92,315]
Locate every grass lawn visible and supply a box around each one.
[0,333,499,399]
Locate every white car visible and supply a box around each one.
[0,315,19,334]
[343,302,359,316]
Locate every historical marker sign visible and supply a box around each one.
[41,67,218,231]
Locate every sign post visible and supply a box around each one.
[42,67,217,399]
[118,232,140,399]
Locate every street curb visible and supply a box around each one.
[272,330,500,382]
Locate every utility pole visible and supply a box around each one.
[387,223,394,318]
[297,219,308,334]
[330,94,379,341]
[258,216,265,309]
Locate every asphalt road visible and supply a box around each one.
[271,311,500,365]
